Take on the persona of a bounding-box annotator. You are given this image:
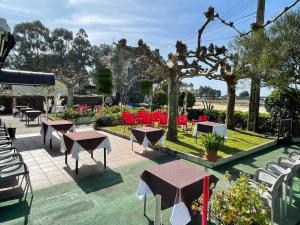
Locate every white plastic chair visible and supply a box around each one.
[251,168,286,225]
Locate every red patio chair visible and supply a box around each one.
[159,113,168,127]
[198,115,209,122]
[122,112,137,131]
[140,111,153,126]
[177,114,188,131]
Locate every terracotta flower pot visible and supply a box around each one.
[205,150,218,162]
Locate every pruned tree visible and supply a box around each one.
[116,6,248,140]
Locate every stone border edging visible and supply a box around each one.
[97,127,277,168]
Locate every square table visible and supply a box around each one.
[130,127,165,151]
[136,160,218,225]
[19,107,34,120]
[40,120,75,149]
[13,106,27,116]
[192,121,228,140]
[24,110,42,125]
[61,131,111,174]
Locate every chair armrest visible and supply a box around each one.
[0,162,28,172]
[279,157,295,168]
[254,168,278,186]
[289,151,300,161]
[0,153,23,161]
[265,161,287,176]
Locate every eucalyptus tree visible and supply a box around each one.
[50,28,92,106]
[260,9,300,88]
[10,20,50,71]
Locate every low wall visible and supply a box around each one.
[0,95,101,114]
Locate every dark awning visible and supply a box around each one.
[0,69,55,86]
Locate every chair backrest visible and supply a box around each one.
[198,115,209,122]
[270,174,286,197]
[160,113,168,126]
[177,114,188,125]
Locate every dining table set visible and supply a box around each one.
[40,119,111,174]
[13,105,42,125]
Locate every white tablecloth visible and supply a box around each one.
[136,180,191,225]
[60,136,112,161]
[192,122,228,139]
[40,124,76,142]
[130,133,164,150]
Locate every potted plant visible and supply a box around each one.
[191,172,270,225]
[7,123,16,139]
[201,133,222,161]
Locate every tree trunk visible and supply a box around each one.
[247,78,261,131]
[67,86,74,107]
[226,81,236,130]
[166,75,178,141]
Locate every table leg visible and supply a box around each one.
[91,151,94,159]
[50,138,52,149]
[76,160,78,174]
[104,148,106,168]
[43,133,45,144]
[154,195,161,225]
[65,151,68,164]
[143,195,147,216]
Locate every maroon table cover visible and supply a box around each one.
[131,127,165,146]
[63,131,107,153]
[42,120,74,134]
[196,121,220,133]
[141,160,218,213]
[20,107,34,114]
[25,110,42,120]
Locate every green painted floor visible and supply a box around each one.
[0,143,300,225]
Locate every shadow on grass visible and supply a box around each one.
[233,129,274,140]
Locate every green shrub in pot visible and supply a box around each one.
[201,133,222,161]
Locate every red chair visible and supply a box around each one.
[151,111,163,126]
[122,112,137,131]
[141,111,153,126]
[159,113,168,127]
[177,114,188,131]
[136,111,147,125]
[198,115,209,122]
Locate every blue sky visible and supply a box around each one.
[1,0,298,96]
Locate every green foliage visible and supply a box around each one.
[260,9,300,87]
[63,108,77,119]
[238,91,249,98]
[178,91,196,108]
[201,133,222,152]
[205,173,269,225]
[152,90,168,110]
[61,107,94,120]
[265,88,300,121]
[198,86,221,99]
[92,105,130,127]
[140,80,153,97]
[128,91,143,104]
[96,68,113,95]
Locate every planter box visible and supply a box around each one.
[98,127,277,168]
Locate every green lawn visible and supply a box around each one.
[103,125,274,158]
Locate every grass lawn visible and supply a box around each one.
[102,125,275,158]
